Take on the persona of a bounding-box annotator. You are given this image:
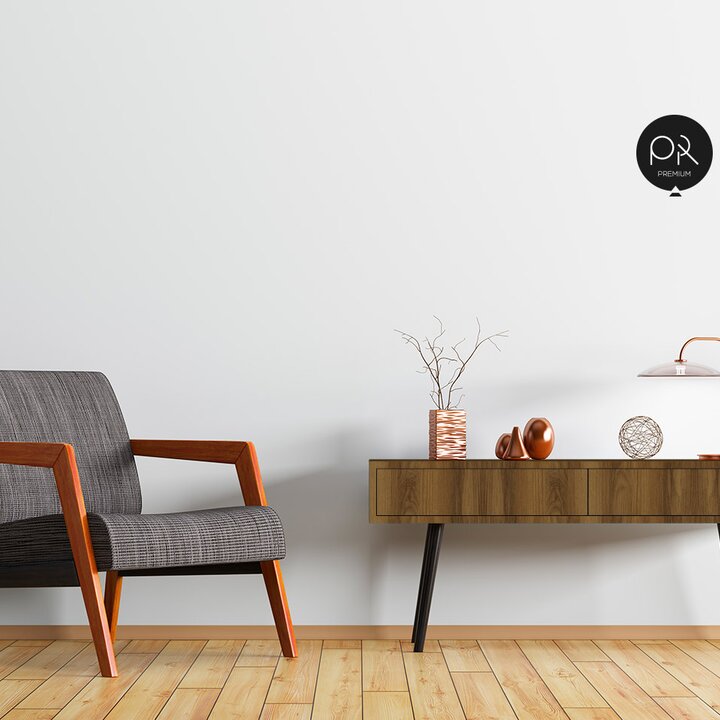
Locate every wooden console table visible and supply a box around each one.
[369,459,720,651]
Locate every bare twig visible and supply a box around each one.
[395,317,508,409]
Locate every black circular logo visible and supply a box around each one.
[636,115,712,196]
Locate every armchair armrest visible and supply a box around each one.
[0,441,68,468]
[130,439,247,464]
[0,443,89,533]
[130,439,267,506]
[0,441,92,557]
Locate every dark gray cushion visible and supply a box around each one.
[0,506,286,571]
[0,371,141,522]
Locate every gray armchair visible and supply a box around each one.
[0,371,296,676]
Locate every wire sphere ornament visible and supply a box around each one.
[618,416,663,459]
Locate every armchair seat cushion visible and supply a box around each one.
[0,506,286,571]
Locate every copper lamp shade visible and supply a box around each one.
[639,337,720,377]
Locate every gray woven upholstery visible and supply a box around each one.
[0,370,287,574]
[0,371,141,522]
[0,506,286,571]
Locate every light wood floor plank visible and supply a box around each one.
[55,653,155,720]
[362,640,407,692]
[16,642,131,710]
[156,688,220,720]
[0,680,43,716]
[452,671,516,720]
[266,640,322,704]
[5,636,720,720]
[121,640,169,654]
[11,642,52,648]
[52,653,155,720]
[104,640,205,720]
[261,704,313,720]
[2,709,59,719]
[401,640,441,653]
[594,640,692,697]
[236,640,281,668]
[404,651,465,720]
[209,667,275,720]
[555,641,609,663]
[363,692,413,720]
[564,711,622,720]
[639,640,674,644]
[7,643,87,681]
[669,640,720,676]
[323,641,360,649]
[636,642,720,710]
[574,661,672,720]
[0,647,46,681]
[655,696,720,720]
[180,640,245,689]
[480,640,570,720]
[518,640,607,708]
[56,641,128,677]
[16,675,93,710]
[311,648,361,720]
[439,640,490,673]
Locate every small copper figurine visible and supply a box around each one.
[502,426,531,460]
[495,433,511,459]
[523,418,555,460]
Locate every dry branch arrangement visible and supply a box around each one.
[395,317,508,410]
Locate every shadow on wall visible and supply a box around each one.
[431,523,701,621]
[262,428,425,622]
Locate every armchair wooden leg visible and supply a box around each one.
[53,446,117,677]
[260,560,297,658]
[77,566,118,677]
[104,571,123,643]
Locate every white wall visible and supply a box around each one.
[1,1,720,627]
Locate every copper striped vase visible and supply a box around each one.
[429,409,467,460]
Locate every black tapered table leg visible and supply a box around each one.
[413,523,444,653]
[411,527,433,643]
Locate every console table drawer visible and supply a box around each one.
[588,469,720,516]
[375,468,587,516]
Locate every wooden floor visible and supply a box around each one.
[0,638,718,719]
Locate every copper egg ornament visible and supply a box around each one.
[495,433,511,459]
[523,417,554,460]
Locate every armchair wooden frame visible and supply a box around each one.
[0,439,297,678]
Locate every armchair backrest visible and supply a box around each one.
[0,371,141,523]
